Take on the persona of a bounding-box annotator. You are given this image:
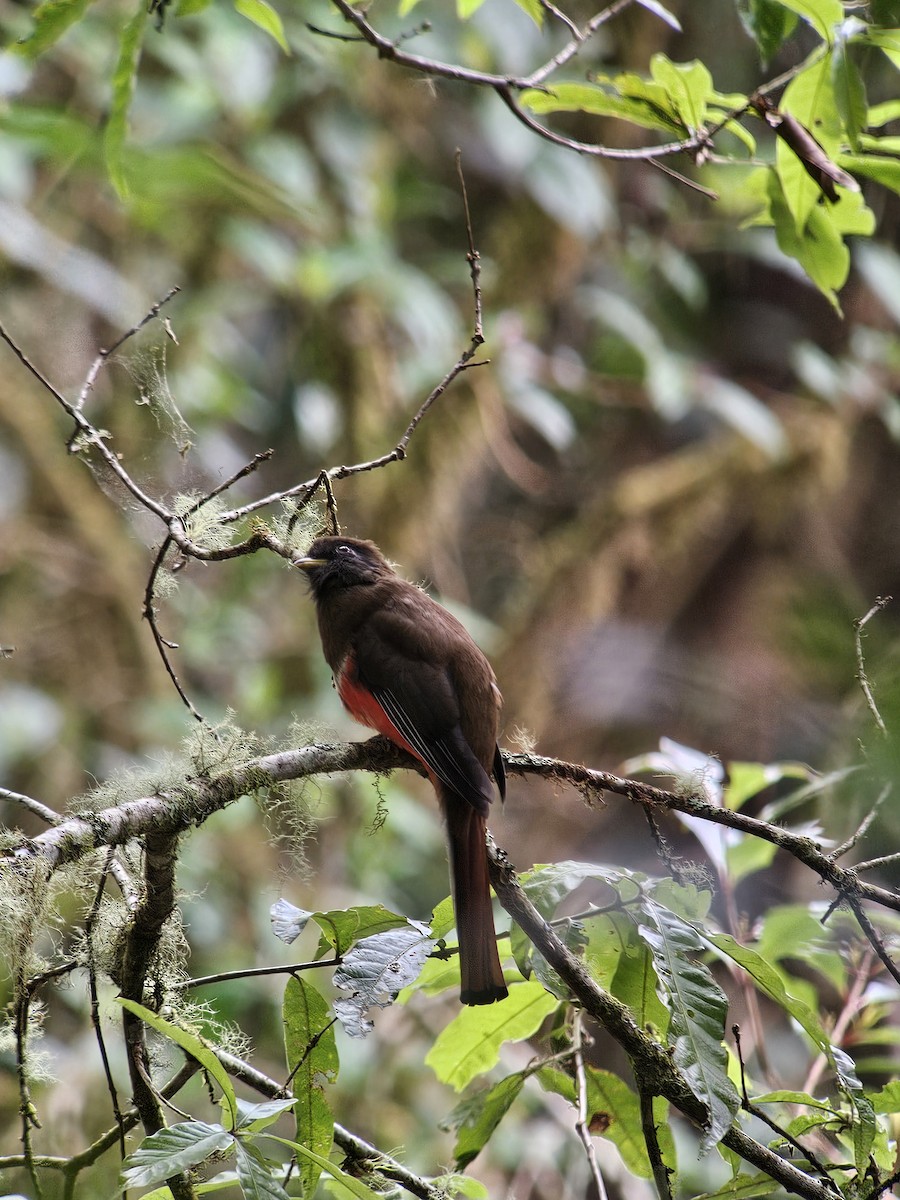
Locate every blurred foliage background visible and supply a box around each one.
[2,0,900,1195]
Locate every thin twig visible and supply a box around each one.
[0,787,60,826]
[855,850,900,873]
[854,597,892,737]
[179,957,342,989]
[845,900,900,990]
[455,149,484,345]
[0,321,173,522]
[142,533,208,725]
[72,287,180,426]
[85,850,127,1159]
[638,1086,673,1200]
[802,948,877,1096]
[733,1025,834,1181]
[829,784,891,862]
[573,1011,608,1200]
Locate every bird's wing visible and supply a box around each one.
[347,595,496,816]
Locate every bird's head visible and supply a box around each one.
[294,536,391,596]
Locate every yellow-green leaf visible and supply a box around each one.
[234,0,289,53]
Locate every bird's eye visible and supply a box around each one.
[336,544,352,556]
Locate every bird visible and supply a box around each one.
[295,535,508,1005]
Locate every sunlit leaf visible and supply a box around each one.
[426,982,558,1091]
[234,0,289,52]
[512,0,544,23]
[650,54,712,131]
[777,0,842,42]
[736,0,798,62]
[521,82,684,135]
[14,0,94,60]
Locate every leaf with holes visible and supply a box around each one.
[637,899,738,1152]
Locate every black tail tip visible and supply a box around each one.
[460,983,509,1006]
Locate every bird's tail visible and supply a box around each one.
[441,794,508,1005]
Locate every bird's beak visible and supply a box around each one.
[293,556,328,572]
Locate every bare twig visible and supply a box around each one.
[802,948,877,1096]
[179,957,342,989]
[86,851,127,1160]
[0,787,60,826]
[211,1046,481,1200]
[573,1011,608,1200]
[638,1086,673,1200]
[854,597,892,737]
[732,1025,834,1181]
[455,149,484,345]
[829,784,891,862]
[72,287,180,424]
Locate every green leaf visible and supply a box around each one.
[604,913,670,1037]
[520,82,684,135]
[637,900,738,1151]
[120,1122,233,1189]
[724,761,810,810]
[512,0,545,23]
[235,1140,291,1200]
[649,54,713,131]
[457,0,487,14]
[705,933,833,1055]
[870,1080,900,1113]
[314,904,414,956]
[694,1172,784,1199]
[867,99,900,128]
[14,0,93,60]
[850,1091,877,1176]
[753,1089,840,1111]
[776,55,843,232]
[777,0,843,42]
[736,0,798,63]
[235,1098,298,1133]
[283,976,338,1199]
[426,981,558,1091]
[431,1175,489,1199]
[103,2,149,199]
[538,1066,675,1178]
[521,861,639,916]
[264,1134,384,1199]
[449,1072,526,1167]
[840,152,900,195]
[233,0,289,52]
[117,998,239,1130]
[766,173,849,308]
[831,41,866,150]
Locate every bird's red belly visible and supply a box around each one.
[336,656,425,771]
